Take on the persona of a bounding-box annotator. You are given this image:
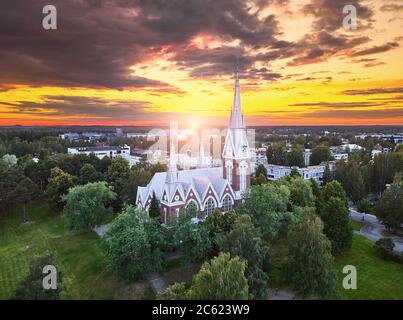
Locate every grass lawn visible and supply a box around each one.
[334,234,403,300]
[269,234,403,299]
[351,220,366,231]
[0,202,142,299]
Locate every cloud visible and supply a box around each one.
[351,42,399,57]
[380,4,403,12]
[289,101,383,109]
[1,95,153,120]
[0,0,285,87]
[301,0,374,32]
[341,88,403,95]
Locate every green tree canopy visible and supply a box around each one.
[188,253,250,300]
[46,167,75,210]
[148,192,160,219]
[217,214,269,299]
[240,183,299,240]
[310,145,332,165]
[79,163,103,185]
[104,205,167,280]
[173,215,212,262]
[376,173,403,232]
[63,181,116,230]
[287,207,336,299]
[321,196,352,255]
[106,157,131,209]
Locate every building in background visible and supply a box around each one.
[67,145,131,161]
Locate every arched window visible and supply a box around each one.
[239,161,248,192]
[203,197,216,217]
[222,195,233,212]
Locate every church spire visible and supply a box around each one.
[229,69,245,129]
[166,140,178,184]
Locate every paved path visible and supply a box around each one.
[147,272,169,294]
[349,207,403,253]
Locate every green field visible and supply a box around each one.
[0,203,127,299]
[335,235,403,300]
[351,220,366,231]
[269,234,403,299]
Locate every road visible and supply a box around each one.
[349,207,403,253]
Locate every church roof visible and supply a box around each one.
[137,167,237,206]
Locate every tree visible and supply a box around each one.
[204,209,237,253]
[284,176,315,208]
[286,148,304,168]
[287,208,336,299]
[106,157,131,209]
[12,177,40,222]
[148,192,160,219]
[46,167,75,210]
[251,173,267,186]
[255,164,267,178]
[158,282,187,300]
[310,178,323,213]
[321,197,352,255]
[322,180,348,207]
[63,182,116,230]
[240,183,298,240]
[290,167,300,177]
[173,215,212,262]
[12,254,63,300]
[266,142,287,165]
[104,205,167,280]
[310,145,331,165]
[376,173,403,232]
[322,163,333,185]
[357,198,373,214]
[218,215,269,299]
[79,163,103,185]
[188,253,250,300]
[373,238,395,260]
[1,154,18,167]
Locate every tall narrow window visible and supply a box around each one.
[203,198,216,217]
[239,161,247,192]
[222,195,233,212]
[226,162,233,184]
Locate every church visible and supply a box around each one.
[136,72,252,223]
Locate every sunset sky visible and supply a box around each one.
[0,0,402,127]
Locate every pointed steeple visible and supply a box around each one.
[229,69,245,129]
[166,140,178,184]
[198,138,208,168]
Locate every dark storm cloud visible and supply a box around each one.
[1,95,153,120]
[0,0,283,88]
[287,32,370,66]
[302,0,374,32]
